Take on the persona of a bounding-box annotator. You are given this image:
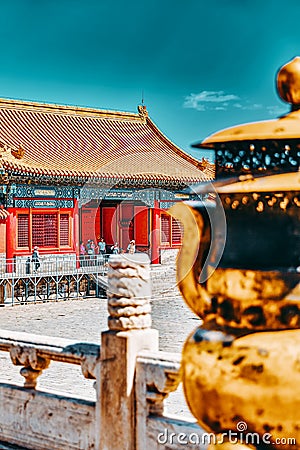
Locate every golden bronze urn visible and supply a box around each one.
[171,58,300,448]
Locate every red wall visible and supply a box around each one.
[0,221,6,253]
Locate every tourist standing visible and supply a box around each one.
[31,246,40,272]
[86,240,96,265]
[127,239,136,254]
[111,242,119,254]
[98,237,106,255]
[97,237,106,265]
[25,256,31,275]
[79,241,86,267]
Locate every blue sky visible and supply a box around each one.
[1,0,300,161]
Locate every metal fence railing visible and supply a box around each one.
[0,255,111,305]
[0,254,110,278]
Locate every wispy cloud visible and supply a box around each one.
[183,91,287,116]
[183,91,239,111]
[266,105,288,116]
[233,102,263,110]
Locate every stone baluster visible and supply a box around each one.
[135,352,181,448]
[81,354,99,380]
[10,345,50,389]
[97,254,159,450]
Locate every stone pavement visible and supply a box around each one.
[0,294,201,418]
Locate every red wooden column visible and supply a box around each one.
[151,200,160,264]
[119,203,134,251]
[6,209,15,273]
[73,199,80,268]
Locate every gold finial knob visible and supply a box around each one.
[277,56,300,108]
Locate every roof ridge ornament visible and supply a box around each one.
[277,56,300,111]
[137,104,148,118]
[0,141,25,161]
[11,143,25,160]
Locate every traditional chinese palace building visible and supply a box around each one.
[0,98,213,266]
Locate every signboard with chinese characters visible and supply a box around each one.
[14,199,74,208]
[14,185,75,199]
[33,188,56,197]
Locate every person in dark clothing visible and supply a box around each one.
[32,246,40,272]
[98,237,106,255]
[25,257,31,275]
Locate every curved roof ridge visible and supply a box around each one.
[145,114,208,171]
[0,97,142,122]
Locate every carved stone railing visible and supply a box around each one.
[0,330,100,386]
[0,254,203,450]
[0,330,100,450]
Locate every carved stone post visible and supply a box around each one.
[10,345,50,389]
[97,254,159,450]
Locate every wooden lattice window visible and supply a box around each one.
[32,214,58,248]
[17,211,71,250]
[59,214,69,246]
[160,213,170,245]
[17,214,29,248]
[171,217,183,245]
[160,213,183,247]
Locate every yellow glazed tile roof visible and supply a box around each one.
[0,99,214,183]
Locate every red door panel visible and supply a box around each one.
[134,206,149,246]
[102,206,117,246]
[81,208,98,244]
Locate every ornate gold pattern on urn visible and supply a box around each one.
[170,58,300,449]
